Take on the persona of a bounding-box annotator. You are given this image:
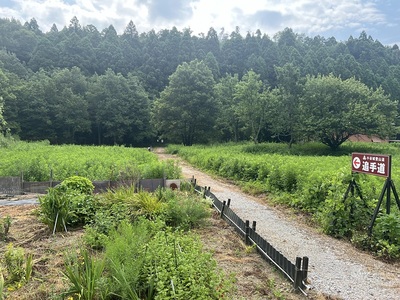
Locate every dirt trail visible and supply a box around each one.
[155,148,400,300]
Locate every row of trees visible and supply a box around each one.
[153,61,396,149]
[0,67,152,145]
[1,59,395,148]
[0,17,398,148]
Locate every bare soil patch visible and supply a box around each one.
[0,202,84,299]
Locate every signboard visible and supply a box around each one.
[351,153,391,178]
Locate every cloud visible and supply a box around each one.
[246,10,287,32]
[0,0,397,44]
[142,0,196,24]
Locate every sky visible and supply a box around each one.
[0,0,399,45]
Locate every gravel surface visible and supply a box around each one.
[157,149,400,300]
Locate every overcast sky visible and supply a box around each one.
[0,0,399,45]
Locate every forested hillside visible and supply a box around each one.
[0,17,399,146]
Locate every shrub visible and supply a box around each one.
[104,220,231,299]
[60,175,94,195]
[39,185,96,232]
[371,213,400,259]
[164,192,211,230]
[104,220,156,299]
[132,191,165,219]
[38,186,73,233]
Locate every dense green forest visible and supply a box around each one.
[0,17,399,147]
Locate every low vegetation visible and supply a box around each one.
[0,140,180,181]
[0,174,237,299]
[168,142,400,260]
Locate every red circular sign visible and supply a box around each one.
[352,157,361,169]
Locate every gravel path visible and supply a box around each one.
[157,150,400,300]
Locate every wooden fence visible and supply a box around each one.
[192,179,309,294]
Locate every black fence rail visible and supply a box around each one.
[192,179,309,294]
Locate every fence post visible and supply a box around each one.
[252,221,257,231]
[220,200,226,218]
[203,186,207,198]
[245,220,250,245]
[302,256,309,286]
[227,198,231,207]
[20,171,24,193]
[293,257,302,290]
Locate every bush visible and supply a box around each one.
[371,213,400,259]
[60,175,94,195]
[164,192,211,230]
[38,186,74,233]
[39,185,96,232]
[104,220,231,299]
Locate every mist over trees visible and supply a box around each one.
[0,17,399,148]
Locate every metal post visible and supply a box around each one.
[302,256,309,286]
[245,220,250,245]
[220,200,226,218]
[390,179,400,210]
[294,257,302,290]
[386,178,391,214]
[387,155,392,214]
[252,221,257,231]
[368,178,389,235]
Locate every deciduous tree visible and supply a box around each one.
[300,74,397,149]
[153,59,216,145]
[234,70,269,143]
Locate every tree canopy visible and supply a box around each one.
[153,60,216,146]
[0,17,399,147]
[300,74,397,149]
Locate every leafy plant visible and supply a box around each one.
[164,192,211,230]
[39,183,97,233]
[133,191,165,219]
[62,249,105,300]
[0,216,11,241]
[370,213,400,259]
[103,220,231,299]
[38,186,73,233]
[60,175,94,195]
[2,243,33,286]
[4,243,25,283]
[104,220,154,299]
[24,253,33,283]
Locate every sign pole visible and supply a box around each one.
[351,153,400,235]
[386,155,392,215]
[368,177,389,235]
